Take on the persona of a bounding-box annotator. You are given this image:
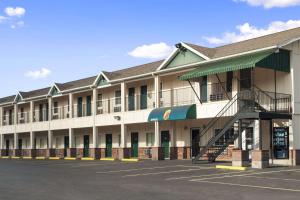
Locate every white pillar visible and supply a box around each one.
[92,88,98,116]
[0,107,2,126]
[30,101,34,123]
[154,121,160,147]
[69,93,73,118]
[14,133,18,149]
[171,122,176,147]
[253,120,261,150]
[48,97,52,121]
[121,82,126,112]
[14,104,18,125]
[30,132,35,149]
[120,123,127,148]
[48,130,53,149]
[92,126,98,148]
[69,128,74,148]
[154,76,160,108]
[0,134,4,149]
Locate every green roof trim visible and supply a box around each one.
[179,50,290,81]
[148,104,196,122]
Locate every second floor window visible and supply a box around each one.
[54,102,58,114]
[98,94,103,107]
[115,90,121,105]
[20,108,24,118]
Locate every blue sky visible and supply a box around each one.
[0,0,300,97]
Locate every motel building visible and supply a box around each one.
[1,28,300,169]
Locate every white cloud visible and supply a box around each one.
[4,7,26,17]
[128,42,174,59]
[235,0,300,8]
[25,68,52,80]
[10,20,24,29]
[0,16,8,23]
[203,20,300,45]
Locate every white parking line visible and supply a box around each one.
[243,175,300,182]
[192,180,300,192]
[190,168,300,182]
[96,165,209,174]
[166,170,252,181]
[123,167,214,177]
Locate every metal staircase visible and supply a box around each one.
[192,88,291,164]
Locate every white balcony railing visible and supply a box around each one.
[33,109,48,122]
[73,103,93,118]
[125,91,155,111]
[2,114,14,126]
[52,105,70,120]
[97,97,121,115]
[17,112,30,124]
[160,86,196,108]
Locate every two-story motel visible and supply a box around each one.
[1,28,300,168]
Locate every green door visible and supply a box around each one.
[83,135,89,157]
[131,132,139,158]
[128,88,135,111]
[77,97,83,117]
[200,76,207,102]
[105,134,112,157]
[140,85,147,110]
[5,140,9,156]
[161,131,170,159]
[64,136,69,157]
[86,96,92,116]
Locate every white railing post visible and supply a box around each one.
[69,93,73,118]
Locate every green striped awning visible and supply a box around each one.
[179,50,289,81]
[148,104,196,122]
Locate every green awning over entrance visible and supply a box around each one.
[148,104,196,122]
[179,50,290,81]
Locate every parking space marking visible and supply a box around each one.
[190,168,300,182]
[166,170,251,181]
[243,175,300,182]
[123,167,214,177]
[96,165,208,174]
[192,180,300,192]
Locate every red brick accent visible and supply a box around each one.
[151,147,164,160]
[55,149,65,158]
[46,149,56,157]
[35,149,47,157]
[13,149,21,157]
[76,148,84,158]
[67,148,76,157]
[176,147,191,160]
[89,148,101,159]
[22,149,36,157]
[138,147,152,159]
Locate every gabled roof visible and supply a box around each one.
[56,75,97,91]
[187,27,300,59]
[0,95,16,105]
[102,60,164,81]
[19,87,51,99]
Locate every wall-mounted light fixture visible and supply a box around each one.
[114,116,121,121]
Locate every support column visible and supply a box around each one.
[90,126,100,159]
[289,119,300,165]
[232,120,249,167]
[121,82,126,112]
[48,97,52,121]
[118,123,129,160]
[29,131,36,157]
[69,93,73,118]
[30,101,34,123]
[14,103,18,125]
[46,130,55,157]
[152,121,163,160]
[0,107,3,127]
[251,120,269,169]
[0,134,4,156]
[154,76,160,108]
[13,133,19,157]
[170,122,177,160]
[67,128,76,157]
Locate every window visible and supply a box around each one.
[214,128,234,146]
[98,93,103,107]
[40,138,44,149]
[115,90,121,105]
[200,76,208,102]
[54,102,58,114]
[56,137,60,149]
[159,82,163,99]
[146,132,154,147]
[20,108,24,118]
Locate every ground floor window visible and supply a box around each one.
[214,128,234,146]
[146,132,154,147]
[273,127,289,159]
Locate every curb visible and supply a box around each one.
[121,158,139,162]
[100,158,115,161]
[216,165,247,171]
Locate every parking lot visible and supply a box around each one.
[0,159,300,200]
